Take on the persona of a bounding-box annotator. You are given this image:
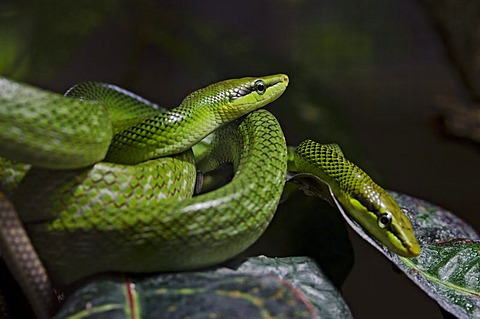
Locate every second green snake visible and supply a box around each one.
[0,74,420,317]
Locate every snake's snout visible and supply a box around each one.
[282,74,289,86]
[408,242,421,257]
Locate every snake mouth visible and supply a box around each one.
[262,73,289,101]
[273,74,289,86]
[392,227,421,257]
[265,74,289,88]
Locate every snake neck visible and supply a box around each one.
[294,140,420,257]
[104,74,288,165]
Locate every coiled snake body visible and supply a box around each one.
[0,74,420,318]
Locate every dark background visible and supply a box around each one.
[1,1,478,318]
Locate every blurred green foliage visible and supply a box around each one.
[2,0,385,185]
[0,0,124,80]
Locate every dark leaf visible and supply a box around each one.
[338,190,480,318]
[288,172,480,317]
[53,257,352,319]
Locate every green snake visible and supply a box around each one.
[0,74,420,318]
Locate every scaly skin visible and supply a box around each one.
[0,74,420,318]
[0,78,112,169]
[104,75,289,164]
[64,81,165,134]
[0,193,52,319]
[0,75,289,318]
[15,110,287,285]
[294,140,421,257]
[0,74,288,168]
[0,75,289,285]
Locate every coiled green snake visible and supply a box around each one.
[0,74,420,318]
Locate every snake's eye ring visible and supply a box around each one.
[378,212,392,229]
[254,80,266,95]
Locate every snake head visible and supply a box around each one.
[294,140,421,258]
[188,74,289,122]
[343,187,421,257]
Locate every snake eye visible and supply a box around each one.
[378,212,392,229]
[254,80,266,95]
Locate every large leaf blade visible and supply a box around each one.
[288,172,480,317]
[53,257,352,319]
[341,191,480,318]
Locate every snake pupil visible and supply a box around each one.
[254,80,266,94]
[378,213,392,229]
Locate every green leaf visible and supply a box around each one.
[53,257,352,319]
[339,191,480,318]
[232,257,352,319]
[287,172,480,317]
